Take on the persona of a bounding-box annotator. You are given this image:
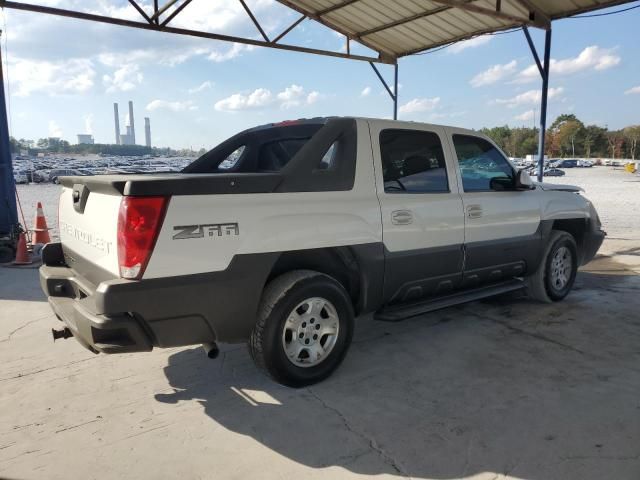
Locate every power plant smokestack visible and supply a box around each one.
[144,117,151,148]
[128,100,136,145]
[113,103,120,145]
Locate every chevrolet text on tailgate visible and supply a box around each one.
[40,117,605,387]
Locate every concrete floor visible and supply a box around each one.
[1,238,639,480]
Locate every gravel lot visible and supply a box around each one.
[3,166,639,480]
[543,167,640,240]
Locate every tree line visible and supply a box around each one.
[8,113,640,160]
[481,114,640,160]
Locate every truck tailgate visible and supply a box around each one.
[58,184,121,279]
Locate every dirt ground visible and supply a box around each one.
[2,167,639,480]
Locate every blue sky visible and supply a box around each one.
[1,1,639,149]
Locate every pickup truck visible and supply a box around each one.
[40,117,605,387]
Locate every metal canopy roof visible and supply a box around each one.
[277,0,636,60]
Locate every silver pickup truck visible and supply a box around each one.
[40,117,605,386]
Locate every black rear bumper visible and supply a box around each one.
[40,243,277,353]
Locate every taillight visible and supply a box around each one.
[117,196,168,280]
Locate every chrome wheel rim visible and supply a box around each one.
[282,297,339,368]
[550,246,572,290]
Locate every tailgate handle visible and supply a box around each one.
[72,184,90,214]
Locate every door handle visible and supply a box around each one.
[466,204,483,219]
[391,210,413,225]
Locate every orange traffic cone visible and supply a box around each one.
[31,201,51,244]
[12,232,32,265]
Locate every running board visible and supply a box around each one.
[375,280,526,322]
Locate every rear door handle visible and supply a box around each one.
[466,204,483,219]
[391,210,413,225]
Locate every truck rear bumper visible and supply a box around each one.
[40,243,277,354]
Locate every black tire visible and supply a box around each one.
[526,230,578,303]
[249,270,354,387]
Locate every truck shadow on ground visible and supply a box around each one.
[0,266,48,302]
[155,263,640,479]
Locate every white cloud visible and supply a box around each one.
[48,120,63,138]
[146,100,197,112]
[208,43,254,63]
[625,85,640,95]
[215,84,321,112]
[277,84,306,109]
[494,87,564,108]
[8,57,95,97]
[188,81,214,94]
[306,91,320,105]
[360,86,372,97]
[103,64,143,93]
[399,97,441,115]
[214,88,273,112]
[448,35,492,54]
[83,114,94,134]
[515,110,534,122]
[517,46,620,83]
[470,60,517,87]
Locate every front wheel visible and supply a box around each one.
[249,270,354,387]
[526,230,578,303]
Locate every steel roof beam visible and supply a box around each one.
[428,0,548,29]
[238,0,270,42]
[357,5,453,37]
[0,1,392,63]
[149,0,180,23]
[160,0,193,27]
[317,0,362,16]
[127,0,153,24]
[272,14,306,43]
[276,0,396,61]
[513,0,550,28]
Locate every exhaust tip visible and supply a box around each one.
[202,342,219,359]
[52,327,73,341]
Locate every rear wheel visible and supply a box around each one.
[526,230,578,303]
[249,270,354,387]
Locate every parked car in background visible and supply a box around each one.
[48,169,84,184]
[578,159,593,167]
[13,171,28,184]
[555,159,578,168]
[544,168,566,177]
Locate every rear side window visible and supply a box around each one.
[379,129,449,193]
[452,134,514,192]
[258,139,308,171]
[219,145,245,170]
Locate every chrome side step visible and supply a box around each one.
[375,280,526,322]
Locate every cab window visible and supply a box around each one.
[452,134,514,192]
[379,129,449,193]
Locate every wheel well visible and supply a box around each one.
[552,218,587,260]
[267,248,361,310]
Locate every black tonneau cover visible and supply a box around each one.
[59,172,284,196]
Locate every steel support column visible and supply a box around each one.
[369,62,398,120]
[393,63,398,120]
[537,28,552,181]
[0,31,18,234]
[523,26,552,182]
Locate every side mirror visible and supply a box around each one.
[515,169,535,190]
[489,176,514,191]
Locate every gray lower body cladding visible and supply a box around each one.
[39,220,604,355]
[40,243,279,353]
